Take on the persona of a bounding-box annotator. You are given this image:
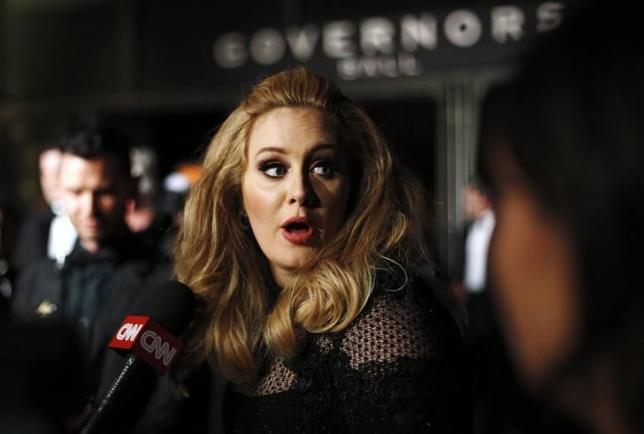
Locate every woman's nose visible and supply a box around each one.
[288,172,317,208]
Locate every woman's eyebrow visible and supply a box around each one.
[254,143,338,159]
[254,146,287,158]
[310,143,337,152]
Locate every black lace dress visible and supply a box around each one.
[223,276,471,433]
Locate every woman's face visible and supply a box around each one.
[488,151,581,390]
[242,107,351,287]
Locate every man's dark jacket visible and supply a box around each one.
[10,233,168,392]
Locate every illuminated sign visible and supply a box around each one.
[212,2,564,80]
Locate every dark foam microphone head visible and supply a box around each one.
[132,280,196,336]
[81,281,196,434]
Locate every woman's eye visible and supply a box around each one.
[311,161,336,177]
[260,161,287,178]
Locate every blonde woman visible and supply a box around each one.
[175,67,468,433]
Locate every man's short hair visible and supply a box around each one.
[61,127,133,178]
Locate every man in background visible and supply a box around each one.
[12,145,77,277]
[10,127,166,393]
[453,179,527,434]
[462,181,496,296]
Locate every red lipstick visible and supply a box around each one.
[281,216,315,245]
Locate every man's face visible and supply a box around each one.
[59,154,131,253]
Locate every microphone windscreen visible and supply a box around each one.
[132,280,196,336]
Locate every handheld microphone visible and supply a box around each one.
[80,280,196,434]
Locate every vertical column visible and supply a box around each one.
[0,0,5,101]
[435,79,483,277]
[116,0,139,95]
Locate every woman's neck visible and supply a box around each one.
[271,265,295,289]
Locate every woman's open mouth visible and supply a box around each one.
[281,217,315,245]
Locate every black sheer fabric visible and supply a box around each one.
[224,275,471,433]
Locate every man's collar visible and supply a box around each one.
[65,231,141,265]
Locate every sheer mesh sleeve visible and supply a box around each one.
[329,288,467,433]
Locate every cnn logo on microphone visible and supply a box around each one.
[109,315,183,374]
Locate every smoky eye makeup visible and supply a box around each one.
[310,159,339,178]
[258,159,288,178]
[310,145,345,173]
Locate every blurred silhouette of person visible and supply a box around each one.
[462,180,495,296]
[452,178,533,434]
[10,127,168,424]
[39,145,77,264]
[126,145,161,234]
[2,155,86,434]
[12,144,77,275]
[39,146,64,209]
[452,180,496,303]
[479,2,644,433]
[0,194,16,318]
[124,145,178,265]
[156,161,202,262]
[0,319,85,434]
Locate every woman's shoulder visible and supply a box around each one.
[336,270,463,368]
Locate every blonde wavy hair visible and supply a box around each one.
[175,67,437,381]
